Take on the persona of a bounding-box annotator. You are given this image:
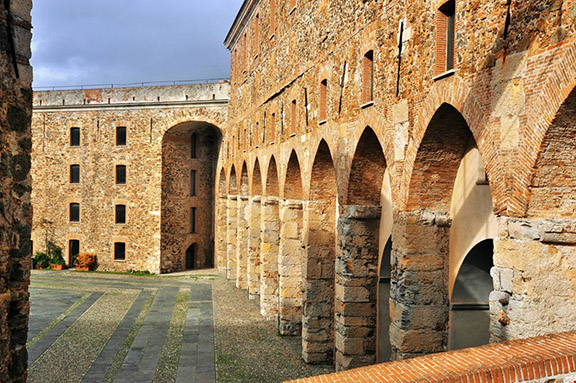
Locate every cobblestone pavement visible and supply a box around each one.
[27,271,333,383]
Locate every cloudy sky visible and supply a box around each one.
[31,0,244,89]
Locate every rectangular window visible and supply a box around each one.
[190,207,196,233]
[115,204,126,224]
[116,126,127,146]
[362,50,374,105]
[436,0,456,75]
[70,203,80,222]
[70,164,80,184]
[114,242,126,260]
[116,165,126,185]
[69,240,79,265]
[190,133,197,158]
[190,169,197,196]
[319,79,328,122]
[70,127,80,146]
[291,100,296,134]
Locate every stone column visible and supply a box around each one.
[335,205,381,371]
[216,196,228,273]
[490,217,576,343]
[389,210,450,360]
[302,200,337,364]
[260,196,280,319]
[247,196,262,300]
[236,195,249,290]
[226,195,238,280]
[278,200,304,336]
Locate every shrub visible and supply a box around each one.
[47,241,65,266]
[34,251,51,269]
[75,253,96,270]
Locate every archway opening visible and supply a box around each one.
[236,162,249,289]
[449,239,493,350]
[161,121,221,273]
[247,159,263,300]
[185,243,197,270]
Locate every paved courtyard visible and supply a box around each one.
[27,270,333,383]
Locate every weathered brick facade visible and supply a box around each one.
[221,0,576,372]
[31,83,229,274]
[0,1,33,382]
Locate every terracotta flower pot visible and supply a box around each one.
[76,266,90,271]
[50,264,64,271]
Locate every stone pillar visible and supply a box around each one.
[302,200,337,364]
[236,195,249,289]
[389,210,450,360]
[247,196,262,300]
[216,196,228,273]
[335,205,381,371]
[278,200,304,336]
[260,196,280,319]
[490,217,576,343]
[226,195,238,280]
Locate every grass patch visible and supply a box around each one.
[72,270,155,277]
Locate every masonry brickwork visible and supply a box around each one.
[31,83,229,274]
[0,1,33,382]
[220,0,576,372]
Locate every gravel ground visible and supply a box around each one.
[212,278,334,383]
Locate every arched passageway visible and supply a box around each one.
[227,165,238,280]
[278,150,305,335]
[247,159,263,301]
[303,140,338,364]
[161,122,221,273]
[449,239,493,350]
[392,104,496,358]
[261,156,280,319]
[336,127,389,370]
[185,243,198,270]
[237,162,249,290]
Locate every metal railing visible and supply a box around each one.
[33,78,230,91]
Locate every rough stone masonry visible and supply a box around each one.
[0,0,33,382]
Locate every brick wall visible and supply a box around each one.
[285,331,576,383]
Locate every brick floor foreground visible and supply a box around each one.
[27,270,332,383]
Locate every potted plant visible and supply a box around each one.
[33,251,51,269]
[47,241,66,270]
[75,253,96,271]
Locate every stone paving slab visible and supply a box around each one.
[28,291,103,365]
[28,288,86,340]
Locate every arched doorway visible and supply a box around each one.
[185,243,197,270]
[449,239,493,350]
[160,121,222,273]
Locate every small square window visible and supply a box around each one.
[70,203,80,222]
[114,242,126,260]
[116,165,126,185]
[115,204,126,224]
[70,164,80,184]
[116,126,127,146]
[70,128,80,146]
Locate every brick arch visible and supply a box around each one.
[310,139,337,201]
[217,167,226,198]
[251,158,263,196]
[284,150,303,200]
[401,75,502,212]
[346,126,388,205]
[527,85,576,217]
[228,165,238,194]
[406,103,473,212]
[159,113,227,139]
[240,161,249,196]
[518,40,576,216]
[265,156,279,197]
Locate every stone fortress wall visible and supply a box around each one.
[31,82,230,274]
[0,1,33,382]
[220,0,576,372]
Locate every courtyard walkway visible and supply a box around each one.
[27,271,332,383]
